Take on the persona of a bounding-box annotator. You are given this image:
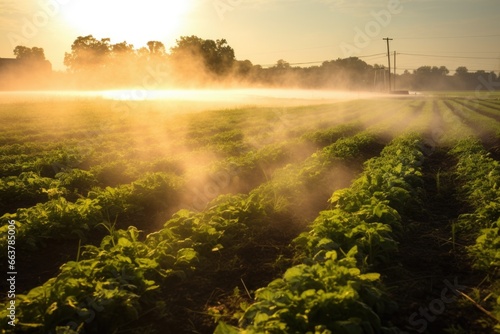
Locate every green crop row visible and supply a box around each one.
[300,123,362,147]
[451,139,500,272]
[0,122,328,262]
[0,172,55,215]
[0,130,378,333]
[252,132,379,216]
[450,139,500,331]
[0,172,183,254]
[3,224,196,333]
[217,134,425,333]
[0,145,85,178]
[445,100,500,140]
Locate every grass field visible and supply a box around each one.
[0,92,499,333]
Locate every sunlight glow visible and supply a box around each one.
[99,89,382,102]
[62,0,192,48]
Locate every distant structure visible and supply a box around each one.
[0,57,52,89]
[0,57,52,72]
[0,58,20,72]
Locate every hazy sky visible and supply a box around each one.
[1,0,499,73]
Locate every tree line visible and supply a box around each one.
[2,35,499,91]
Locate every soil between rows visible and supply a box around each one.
[384,148,490,333]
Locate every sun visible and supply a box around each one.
[62,0,192,48]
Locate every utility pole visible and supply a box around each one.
[394,51,397,91]
[383,37,393,92]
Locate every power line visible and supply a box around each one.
[255,51,499,71]
[356,53,386,59]
[286,60,324,66]
[398,34,500,40]
[398,52,500,60]
[259,53,387,67]
[402,51,500,54]
[259,60,323,67]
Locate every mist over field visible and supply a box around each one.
[1,0,500,333]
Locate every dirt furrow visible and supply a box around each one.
[385,148,486,333]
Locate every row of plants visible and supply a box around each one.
[0,145,83,178]
[0,97,409,197]
[0,127,308,263]
[0,128,380,333]
[0,103,364,203]
[0,98,462,332]
[450,138,500,331]
[0,119,368,257]
[203,123,366,199]
[444,100,500,140]
[0,153,184,214]
[436,100,476,145]
[216,133,426,333]
[451,99,500,120]
[386,100,435,138]
[251,132,380,218]
[474,99,500,115]
[0,122,348,253]
[0,172,183,255]
[0,172,55,215]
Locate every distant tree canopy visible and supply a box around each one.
[63,35,113,72]
[14,46,46,62]
[6,34,499,91]
[146,41,166,56]
[404,65,498,91]
[170,35,235,75]
[61,35,236,86]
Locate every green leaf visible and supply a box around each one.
[16,322,44,329]
[46,302,59,315]
[214,321,240,334]
[359,273,381,282]
[135,257,157,269]
[176,248,198,264]
[117,237,133,247]
[284,266,305,282]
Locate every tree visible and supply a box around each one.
[146,41,166,55]
[111,41,135,55]
[434,66,449,76]
[275,59,290,70]
[13,46,46,62]
[170,35,235,76]
[414,66,432,76]
[64,35,111,72]
[455,66,469,76]
[211,38,235,75]
[234,59,253,76]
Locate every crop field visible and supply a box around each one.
[0,93,499,333]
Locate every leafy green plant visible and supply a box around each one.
[219,248,398,334]
[0,171,55,214]
[450,139,500,273]
[221,134,426,333]
[0,226,197,332]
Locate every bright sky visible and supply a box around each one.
[1,0,499,74]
